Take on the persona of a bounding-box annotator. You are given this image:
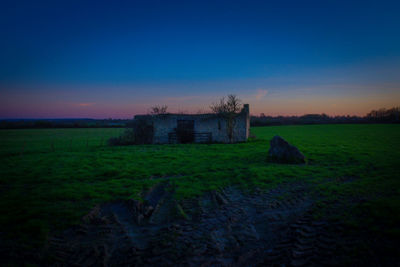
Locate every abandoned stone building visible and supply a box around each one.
[133,104,250,144]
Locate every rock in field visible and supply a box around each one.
[268,136,306,164]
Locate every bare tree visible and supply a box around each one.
[149,105,168,115]
[196,108,208,114]
[210,94,242,143]
[210,97,227,114]
[210,94,242,114]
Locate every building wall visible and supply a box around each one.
[134,104,250,144]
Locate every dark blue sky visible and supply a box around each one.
[1,0,399,118]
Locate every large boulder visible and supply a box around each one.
[268,136,306,164]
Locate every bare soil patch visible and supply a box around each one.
[42,181,399,266]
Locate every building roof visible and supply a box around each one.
[134,113,223,120]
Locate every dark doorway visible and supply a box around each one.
[177,120,194,143]
[134,119,154,144]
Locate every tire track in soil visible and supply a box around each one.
[42,181,398,266]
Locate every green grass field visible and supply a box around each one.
[1,125,399,245]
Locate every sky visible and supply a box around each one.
[1,0,399,119]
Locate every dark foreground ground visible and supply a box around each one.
[1,126,399,266]
[17,181,397,266]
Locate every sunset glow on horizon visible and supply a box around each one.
[1,0,399,119]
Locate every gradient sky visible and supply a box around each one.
[1,0,399,118]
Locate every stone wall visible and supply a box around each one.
[134,104,250,144]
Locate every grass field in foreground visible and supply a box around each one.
[0,125,399,244]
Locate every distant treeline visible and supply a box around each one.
[0,119,129,129]
[1,107,399,129]
[251,107,400,126]
[366,107,400,122]
[251,114,366,126]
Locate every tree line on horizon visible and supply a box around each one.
[251,106,399,126]
[0,106,399,129]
